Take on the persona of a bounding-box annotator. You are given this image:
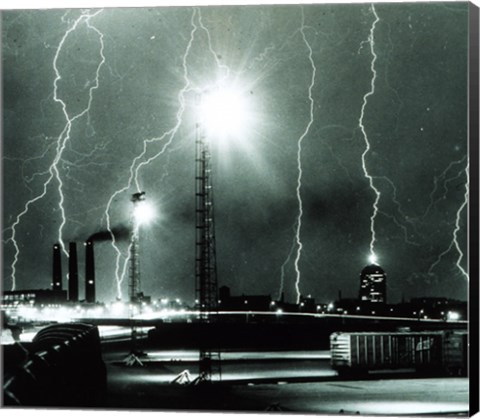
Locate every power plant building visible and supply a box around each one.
[2,289,67,307]
[359,264,386,303]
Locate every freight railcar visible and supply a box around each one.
[442,330,468,376]
[330,330,466,376]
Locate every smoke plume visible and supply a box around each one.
[88,225,131,242]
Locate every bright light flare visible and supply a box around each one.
[133,201,156,226]
[447,311,461,321]
[200,87,252,142]
[369,253,378,265]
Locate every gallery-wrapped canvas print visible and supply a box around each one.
[1,0,478,416]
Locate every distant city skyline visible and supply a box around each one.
[2,3,469,304]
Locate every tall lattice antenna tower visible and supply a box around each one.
[129,192,145,303]
[195,103,222,382]
[125,191,154,365]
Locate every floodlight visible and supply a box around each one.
[133,200,155,226]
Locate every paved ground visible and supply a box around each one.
[103,343,469,415]
[227,378,469,415]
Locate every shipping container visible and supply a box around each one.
[330,330,466,376]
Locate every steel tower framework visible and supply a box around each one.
[195,119,221,382]
[125,192,146,365]
[129,193,143,303]
[129,230,141,302]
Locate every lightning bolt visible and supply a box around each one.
[422,156,467,219]
[54,12,105,256]
[105,9,198,299]
[197,11,230,84]
[293,7,317,304]
[278,225,298,300]
[3,137,56,194]
[105,8,231,300]
[358,4,381,263]
[453,163,469,279]
[427,161,469,280]
[6,10,105,291]
[375,176,422,246]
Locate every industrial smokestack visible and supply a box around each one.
[52,243,62,291]
[85,240,95,303]
[68,242,79,302]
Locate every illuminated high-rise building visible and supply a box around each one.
[359,264,386,303]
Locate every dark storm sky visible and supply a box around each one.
[2,2,470,304]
